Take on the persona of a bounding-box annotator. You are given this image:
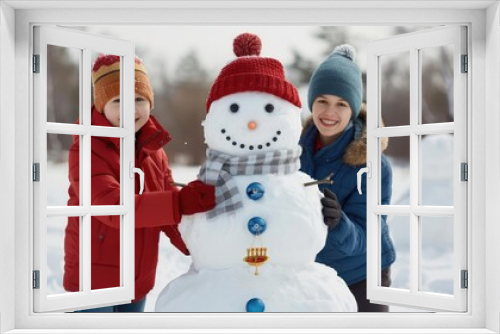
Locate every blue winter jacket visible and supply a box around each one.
[299,112,396,286]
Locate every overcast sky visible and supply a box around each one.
[82,25,399,78]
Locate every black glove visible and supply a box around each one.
[321,188,342,230]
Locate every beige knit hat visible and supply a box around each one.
[92,54,154,112]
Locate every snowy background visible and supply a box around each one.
[43,25,455,312]
[46,134,454,313]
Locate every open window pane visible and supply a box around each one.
[382,136,410,206]
[90,50,122,127]
[385,215,410,291]
[380,51,410,127]
[91,136,122,206]
[367,25,467,312]
[90,51,123,206]
[47,45,80,124]
[34,25,135,313]
[420,216,454,295]
[421,134,454,206]
[421,44,454,124]
[92,216,121,291]
[47,133,78,206]
[47,216,81,295]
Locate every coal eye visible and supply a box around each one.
[230,103,239,113]
[265,104,274,113]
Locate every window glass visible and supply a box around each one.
[90,52,122,206]
[91,136,122,206]
[420,134,454,206]
[47,44,80,124]
[421,44,454,124]
[380,51,410,127]
[382,136,410,206]
[46,216,82,295]
[91,216,121,291]
[420,216,454,295]
[384,215,410,291]
[47,133,78,207]
[91,50,121,127]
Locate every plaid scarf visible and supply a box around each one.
[198,146,302,219]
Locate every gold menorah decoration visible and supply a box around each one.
[243,247,269,275]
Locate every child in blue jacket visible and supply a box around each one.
[300,45,396,312]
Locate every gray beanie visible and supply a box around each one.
[307,44,363,119]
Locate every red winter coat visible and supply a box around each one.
[63,106,188,302]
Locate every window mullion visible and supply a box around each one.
[81,48,92,295]
[373,205,454,216]
[409,47,420,295]
[81,132,91,294]
[46,206,129,217]
[81,214,91,294]
[121,53,136,293]
[45,123,130,138]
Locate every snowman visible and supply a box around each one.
[155,33,357,312]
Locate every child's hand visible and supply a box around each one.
[179,180,216,215]
[322,188,342,230]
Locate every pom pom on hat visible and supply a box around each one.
[206,33,301,112]
[331,44,356,62]
[233,33,262,57]
[307,44,363,119]
[92,54,154,113]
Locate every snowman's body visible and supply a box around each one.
[179,172,325,270]
[156,91,357,312]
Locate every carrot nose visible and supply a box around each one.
[248,121,257,130]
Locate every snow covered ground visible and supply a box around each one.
[45,135,454,313]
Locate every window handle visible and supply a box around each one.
[357,162,371,195]
[129,162,145,195]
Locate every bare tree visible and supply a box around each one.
[157,51,211,165]
[288,27,351,86]
[47,44,80,162]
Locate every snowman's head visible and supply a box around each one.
[203,33,302,157]
[204,92,302,156]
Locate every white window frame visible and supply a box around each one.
[1,2,498,333]
[32,25,137,312]
[366,25,467,312]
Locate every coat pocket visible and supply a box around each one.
[92,222,121,267]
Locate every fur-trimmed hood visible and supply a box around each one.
[302,103,389,167]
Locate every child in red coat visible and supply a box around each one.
[64,54,215,312]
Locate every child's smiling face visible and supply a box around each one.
[103,94,151,132]
[312,94,352,145]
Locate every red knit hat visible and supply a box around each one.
[206,33,301,112]
[92,54,154,113]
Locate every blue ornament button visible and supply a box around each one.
[248,217,267,235]
[246,182,265,200]
[246,298,265,312]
